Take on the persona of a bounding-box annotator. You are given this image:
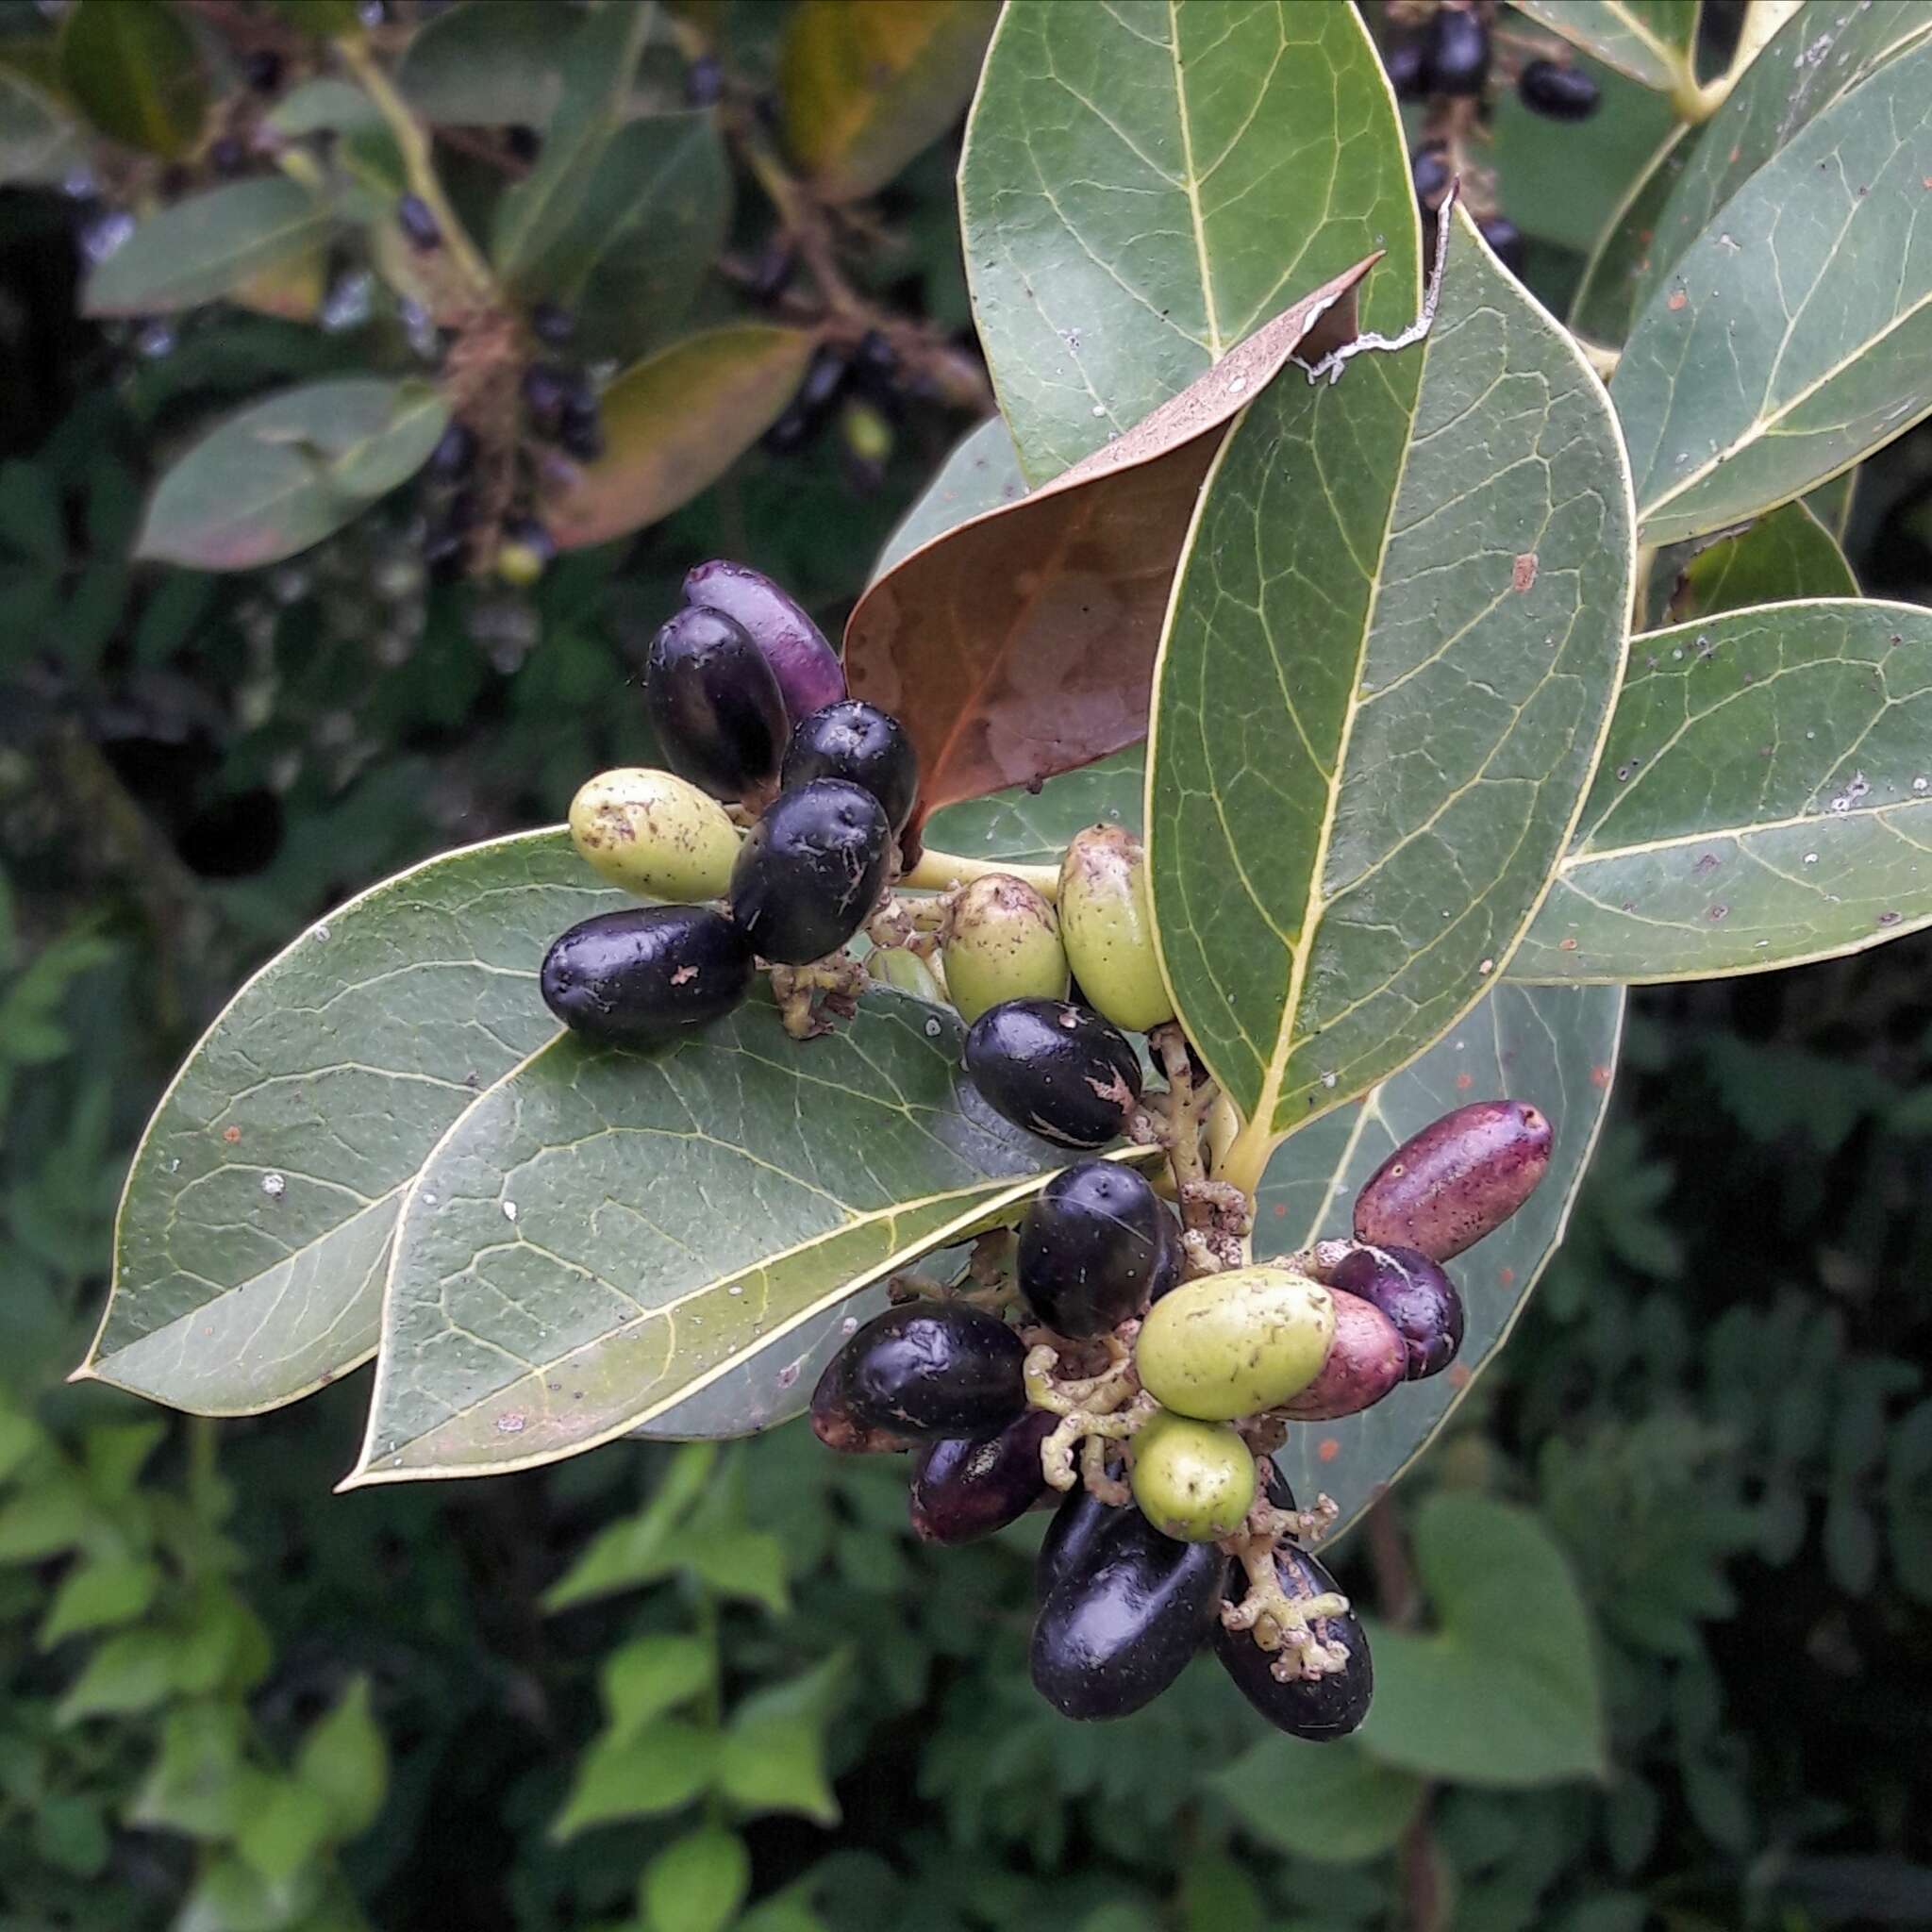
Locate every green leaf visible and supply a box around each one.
[135,376,450,571]
[0,1472,92,1561]
[542,1442,718,1609]
[294,1678,386,1840]
[600,1635,716,1743]
[130,1707,255,1837]
[398,0,568,126]
[717,1656,846,1825]
[38,1555,162,1647]
[1637,0,1932,318]
[59,0,206,158]
[1660,500,1857,625]
[958,0,1420,481]
[235,1778,336,1885]
[267,0,362,31]
[266,79,403,199]
[0,66,80,185]
[924,749,1144,870]
[548,326,818,551]
[491,0,656,291]
[1262,981,1625,1536]
[1147,212,1633,1174]
[83,178,334,318]
[175,1853,325,1932]
[1613,35,1932,546]
[1357,1492,1607,1785]
[672,1524,791,1613]
[87,829,624,1416]
[1570,121,1699,350]
[870,414,1025,580]
[343,988,1093,1485]
[520,109,731,343]
[780,0,996,204]
[1510,600,1932,983]
[1211,1737,1422,1863]
[1511,1,1698,94]
[57,1627,180,1723]
[552,1721,717,1840]
[641,1828,751,1932]
[32,1794,110,1878]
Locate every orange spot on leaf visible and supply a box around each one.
[1455,1071,1474,1091]
[1318,1438,1341,1464]
[1448,1363,1473,1390]
[222,1125,242,1143]
[1499,1267,1516,1287]
[1511,553,1538,592]
[1273,1201,1287,1217]
[1591,1063,1613,1089]
[1667,288,1688,311]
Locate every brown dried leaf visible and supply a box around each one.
[842,260,1373,814]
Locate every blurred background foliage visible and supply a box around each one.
[3,1,1932,1929]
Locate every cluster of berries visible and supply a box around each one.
[810,1099,1551,1728]
[540,561,915,1042]
[1387,1,1601,276]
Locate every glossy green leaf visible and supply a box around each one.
[1261,981,1624,1536]
[716,1655,846,1824]
[38,1555,162,1646]
[1806,466,1859,541]
[1210,1738,1422,1864]
[872,414,1025,579]
[1513,1,1698,94]
[549,326,817,550]
[1357,1493,1607,1785]
[0,66,80,185]
[295,1679,386,1840]
[642,1830,751,1932]
[1512,600,1932,982]
[84,830,623,1416]
[83,179,333,318]
[398,0,568,126]
[1148,213,1633,1174]
[601,1635,715,1743]
[59,0,205,158]
[266,79,403,199]
[1637,0,1932,316]
[1614,35,1932,546]
[134,377,448,571]
[491,0,655,292]
[1662,499,1857,625]
[524,109,731,343]
[958,0,1419,481]
[1570,121,1698,350]
[924,749,1144,869]
[780,0,996,204]
[342,988,1099,1487]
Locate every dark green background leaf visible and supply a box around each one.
[1660,500,1857,626]
[59,0,205,158]
[398,0,568,126]
[1512,1,1698,94]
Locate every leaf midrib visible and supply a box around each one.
[1165,0,1223,357]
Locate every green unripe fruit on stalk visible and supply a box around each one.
[941,874,1068,1024]
[1057,824,1174,1031]
[568,768,741,903]
[1129,1409,1257,1542]
[1134,1265,1335,1421]
[870,945,945,1004]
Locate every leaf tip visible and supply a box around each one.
[64,1357,96,1385]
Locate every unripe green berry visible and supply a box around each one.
[1058,824,1174,1031]
[871,945,945,1004]
[941,874,1068,1024]
[1134,1265,1335,1421]
[1129,1409,1257,1541]
[569,767,741,903]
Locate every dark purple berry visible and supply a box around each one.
[540,907,753,1046]
[1412,143,1452,211]
[909,1409,1055,1543]
[210,136,249,177]
[1018,1158,1179,1338]
[727,777,891,964]
[798,344,849,414]
[522,362,573,428]
[684,559,845,723]
[428,422,475,479]
[684,53,723,108]
[1328,1243,1464,1381]
[1385,37,1430,100]
[1480,215,1525,275]
[1518,58,1600,122]
[1427,7,1490,95]
[782,701,916,834]
[531,301,575,346]
[1031,1500,1226,1720]
[396,193,441,252]
[644,606,790,803]
[810,1344,915,1454]
[1213,1544,1372,1740]
[819,1299,1026,1441]
[1354,1099,1552,1260]
[963,1000,1142,1151]
[244,49,283,93]
[507,125,541,163]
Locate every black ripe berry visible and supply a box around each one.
[396,193,441,252]
[816,1299,1026,1441]
[809,1344,915,1455]
[1480,215,1526,275]
[1519,58,1600,122]
[531,301,576,346]
[781,701,919,834]
[559,399,604,463]
[209,136,249,178]
[428,422,475,480]
[1328,1243,1465,1380]
[727,777,890,964]
[908,1408,1055,1543]
[522,362,573,429]
[644,606,790,803]
[1018,1158,1179,1338]
[1412,143,1452,213]
[1213,1544,1373,1740]
[1384,38,1430,101]
[963,999,1142,1150]
[1427,7,1490,96]
[244,49,283,93]
[684,53,724,108]
[540,906,753,1046]
[1031,1497,1227,1720]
